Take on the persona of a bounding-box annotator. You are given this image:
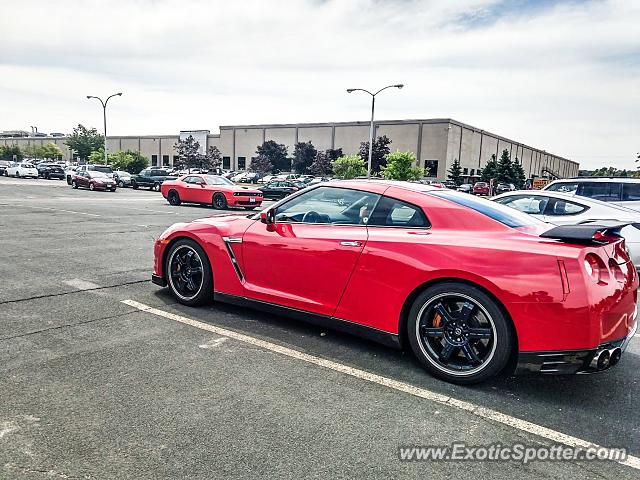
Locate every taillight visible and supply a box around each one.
[584,253,607,284]
[608,259,625,283]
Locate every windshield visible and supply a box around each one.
[429,190,544,228]
[204,175,233,186]
[23,163,35,168]
[90,165,113,174]
[90,171,109,178]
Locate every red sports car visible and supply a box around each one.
[160,174,263,210]
[473,181,490,195]
[151,180,638,384]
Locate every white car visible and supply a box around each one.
[543,177,640,212]
[493,190,640,269]
[6,162,39,178]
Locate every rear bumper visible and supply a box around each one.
[516,308,637,375]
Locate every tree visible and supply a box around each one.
[495,149,516,184]
[174,135,201,171]
[447,159,463,186]
[88,148,105,164]
[249,154,274,174]
[309,151,333,176]
[200,146,222,171]
[0,145,23,161]
[380,151,424,181]
[292,141,317,174]
[480,154,499,182]
[256,140,288,173]
[109,150,149,173]
[332,155,367,179]
[325,148,343,162]
[40,143,63,160]
[512,158,527,188]
[65,124,104,160]
[358,135,392,174]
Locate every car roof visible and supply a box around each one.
[548,177,640,184]
[325,179,440,193]
[492,189,640,213]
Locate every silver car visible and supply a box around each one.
[543,178,640,212]
[493,190,640,269]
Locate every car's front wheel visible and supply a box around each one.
[71,180,78,189]
[118,180,125,188]
[131,180,138,189]
[407,282,513,385]
[165,239,213,306]
[212,192,227,210]
[89,183,95,191]
[153,182,161,192]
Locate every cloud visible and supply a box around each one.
[0,0,638,169]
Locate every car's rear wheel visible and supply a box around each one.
[153,182,160,192]
[168,190,181,206]
[165,239,213,306]
[407,282,513,385]
[213,192,227,210]
[118,180,125,188]
[71,180,78,189]
[132,180,138,189]
[15,171,20,178]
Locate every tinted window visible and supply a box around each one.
[546,182,578,193]
[546,198,587,216]
[622,183,640,201]
[368,196,429,228]
[430,190,542,228]
[89,165,113,174]
[275,187,380,225]
[578,182,621,202]
[495,195,548,214]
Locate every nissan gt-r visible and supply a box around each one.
[151,180,638,384]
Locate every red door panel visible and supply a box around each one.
[241,222,368,316]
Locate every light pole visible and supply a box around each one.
[87,92,122,164]
[346,84,403,178]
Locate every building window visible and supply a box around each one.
[238,156,246,170]
[463,168,468,176]
[151,154,158,165]
[470,169,475,176]
[173,155,179,165]
[425,160,438,177]
[162,155,169,166]
[223,156,230,169]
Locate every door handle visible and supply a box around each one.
[340,241,362,247]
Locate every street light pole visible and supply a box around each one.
[87,92,122,164]
[346,84,403,178]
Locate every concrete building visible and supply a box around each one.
[0,118,579,180]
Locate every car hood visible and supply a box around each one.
[192,213,255,226]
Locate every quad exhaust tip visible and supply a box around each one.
[589,347,622,371]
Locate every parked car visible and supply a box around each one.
[495,183,516,194]
[442,181,458,189]
[65,166,78,184]
[6,162,38,178]
[458,184,472,194]
[493,190,640,269]
[131,168,177,191]
[161,174,263,210]
[68,164,114,184]
[37,163,65,180]
[472,181,490,195]
[151,181,638,384]
[71,170,117,191]
[258,181,300,199]
[0,160,11,176]
[543,178,640,212]
[114,170,132,188]
[258,174,275,184]
[307,176,331,186]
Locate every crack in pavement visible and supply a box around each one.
[4,463,92,479]
[0,279,149,305]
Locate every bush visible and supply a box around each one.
[380,151,424,181]
[332,155,366,179]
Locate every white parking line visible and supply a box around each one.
[122,299,639,471]
[10,204,101,217]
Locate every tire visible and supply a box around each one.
[132,180,139,190]
[168,190,181,206]
[67,176,72,185]
[153,182,160,192]
[15,171,20,178]
[165,238,213,307]
[71,180,78,189]
[212,192,227,210]
[118,180,124,188]
[110,188,117,192]
[89,183,95,191]
[407,281,513,385]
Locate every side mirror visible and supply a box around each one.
[199,182,205,187]
[260,209,275,224]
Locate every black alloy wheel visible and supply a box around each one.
[168,190,181,206]
[213,193,227,210]
[407,282,513,385]
[166,239,213,306]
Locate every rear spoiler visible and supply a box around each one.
[540,222,630,245]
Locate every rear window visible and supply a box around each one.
[622,183,640,201]
[429,190,543,228]
[89,165,113,174]
[578,182,621,202]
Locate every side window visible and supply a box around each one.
[495,195,548,214]
[275,187,380,225]
[578,183,621,202]
[546,199,587,216]
[183,176,196,183]
[622,183,640,201]
[546,182,578,193]
[368,196,430,228]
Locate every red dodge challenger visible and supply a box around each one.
[160,174,263,210]
[151,180,638,384]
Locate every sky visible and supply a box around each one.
[0,0,638,170]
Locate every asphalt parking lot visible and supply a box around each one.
[1,176,639,479]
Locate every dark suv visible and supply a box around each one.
[37,163,66,180]
[131,168,177,191]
